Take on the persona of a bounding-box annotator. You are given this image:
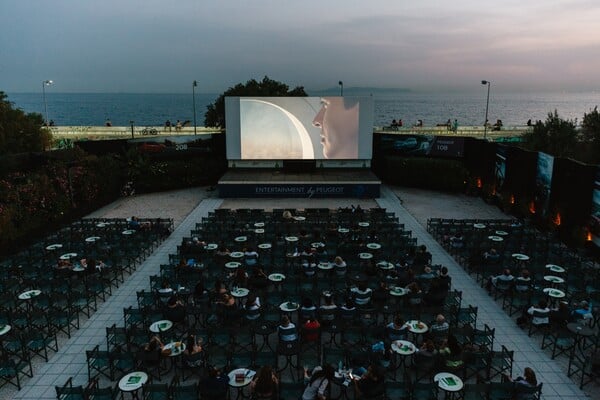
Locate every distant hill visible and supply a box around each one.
[308,87,411,96]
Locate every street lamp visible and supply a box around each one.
[338,81,343,96]
[481,80,491,140]
[42,80,53,126]
[130,120,135,139]
[192,80,198,136]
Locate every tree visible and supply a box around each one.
[581,106,600,163]
[520,110,577,158]
[0,91,51,155]
[204,76,307,128]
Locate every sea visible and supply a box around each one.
[5,91,600,128]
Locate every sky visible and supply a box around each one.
[1,0,600,94]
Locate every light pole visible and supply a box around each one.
[192,80,197,136]
[481,80,491,140]
[338,81,343,96]
[130,120,135,139]
[42,80,53,126]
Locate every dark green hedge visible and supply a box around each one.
[381,156,468,192]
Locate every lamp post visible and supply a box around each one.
[338,81,343,96]
[42,80,53,126]
[192,80,197,136]
[481,80,491,140]
[130,120,135,139]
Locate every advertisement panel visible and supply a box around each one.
[535,152,554,218]
[590,167,600,247]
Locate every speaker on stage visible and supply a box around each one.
[282,160,316,173]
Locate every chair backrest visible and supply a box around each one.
[514,382,543,400]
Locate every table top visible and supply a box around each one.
[119,371,148,392]
[358,222,370,227]
[407,320,428,334]
[389,287,408,297]
[122,230,135,235]
[258,243,272,249]
[359,252,373,259]
[318,262,333,270]
[473,223,486,229]
[163,341,187,357]
[225,261,241,269]
[96,222,109,228]
[0,324,12,336]
[46,244,63,250]
[230,288,250,298]
[149,320,173,333]
[293,216,306,221]
[391,340,416,355]
[254,222,265,227]
[434,372,464,392]
[228,368,256,388]
[230,252,244,258]
[205,243,218,250]
[235,236,247,242]
[542,288,565,298]
[544,275,565,284]
[546,264,565,273]
[85,236,101,242]
[285,236,298,242]
[512,253,530,261]
[255,229,265,234]
[311,242,325,249]
[495,230,509,236]
[59,253,78,260]
[268,273,286,282]
[18,289,41,300]
[338,228,350,233]
[488,235,504,242]
[377,261,394,270]
[366,243,381,250]
[72,265,86,272]
[280,301,299,312]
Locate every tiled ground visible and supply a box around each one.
[4,185,596,399]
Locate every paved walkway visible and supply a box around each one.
[8,187,592,399]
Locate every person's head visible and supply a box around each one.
[302,298,313,308]
[503,268,511,276]
[523,367,537,386]
[208,366,220,378]
[246,294,257,308]
[255,365,275,390]
[424,339,435,352]
[358,282,367,291]
[324,294,334,306]
[334,256,344,265]
[538,299,548,309]
[312,97,359,159]
[393,315,404,327]
[440,266,448,276]
[167,295,178,307]
[436,314,445,324]
[186,334,196,350]
[521,269,530,279]
[281,315,290,326]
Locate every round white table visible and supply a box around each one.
[358,222,370,227]
[258,243,272,249]
[512,253,530,261]
[254,222,265,227]
[0,324,12,336]
[543,288,566,298]
[255,229,265,234]
[546,264,565,273]
[85,236,101,242]
[434,372,464,395]
[487,235,504,242]
[119,371,148,398]
[18,289,41,300]
[544,275,565,284]
[205,243,218,250]
[495,230,509,236]
[234,236,247,242]
[338,228,350,233]
[389,287,408,297]
[473,223,486,229]
[318,262,333,270]
[268,273,286,282]
[225,262,241,269]
[359,252,373,259]
[280,302,299,312]
[230,252,244,259]
[45,244,63,251]
[377,261,394,270]
[122,230,135,235]
[293,216,306,221]
[311,242,325,249]
[391,340,416,355]
[407,320,428,334]
[366,243,382,250]
[149,320,173,333]
[163,341,186,357]
[59,253,78,260]
[285,236,298,242]
[230,288,250,298]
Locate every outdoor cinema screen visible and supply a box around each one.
[225,96,374,160]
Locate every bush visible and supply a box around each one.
[381,156,468,191]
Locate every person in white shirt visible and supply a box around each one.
[302,365,334,400]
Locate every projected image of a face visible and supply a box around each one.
[312,97,359,159]
[226,96,370,160]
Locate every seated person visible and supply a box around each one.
[505,367,539,400]
[199,367,229,400]
[300,298,317,321]
[353,364,385,399]
[487,268,514,292]
[438,334,464,369]
[244,293,261,320]
[449,232,464,249]
[386,315,408,341]
[572,300,593,322]
[193,281,209,304]
[302,365,334,400]
[163,295,186,323]
[550,301,571,327]
[437,266,452,291]
[302,258,317,277]
[514,269,532,292]
[426,278,448,307]
[183,334,204,367]
[521,300,550,327]
[406,282,423,305]
[333,256,347,276]
[351,283,373,306]
[302,317,321,342]
[232,268,249,288]
[128,216,141,230]
[244,247,259,267]
[250,366,279,400]
[430,314,449,334]
[483,248,500,264]
[413,245,432,267]
[278,316,298,342]
[249,267,269,291]
[340,298,357,321]
[319,295,337,323]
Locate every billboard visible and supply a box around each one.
[535,152,554,218]
[225,97,373,160]
[590,167,600,247]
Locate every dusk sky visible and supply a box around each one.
[1,0,599,93]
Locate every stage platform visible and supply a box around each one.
[218,168,381,198]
